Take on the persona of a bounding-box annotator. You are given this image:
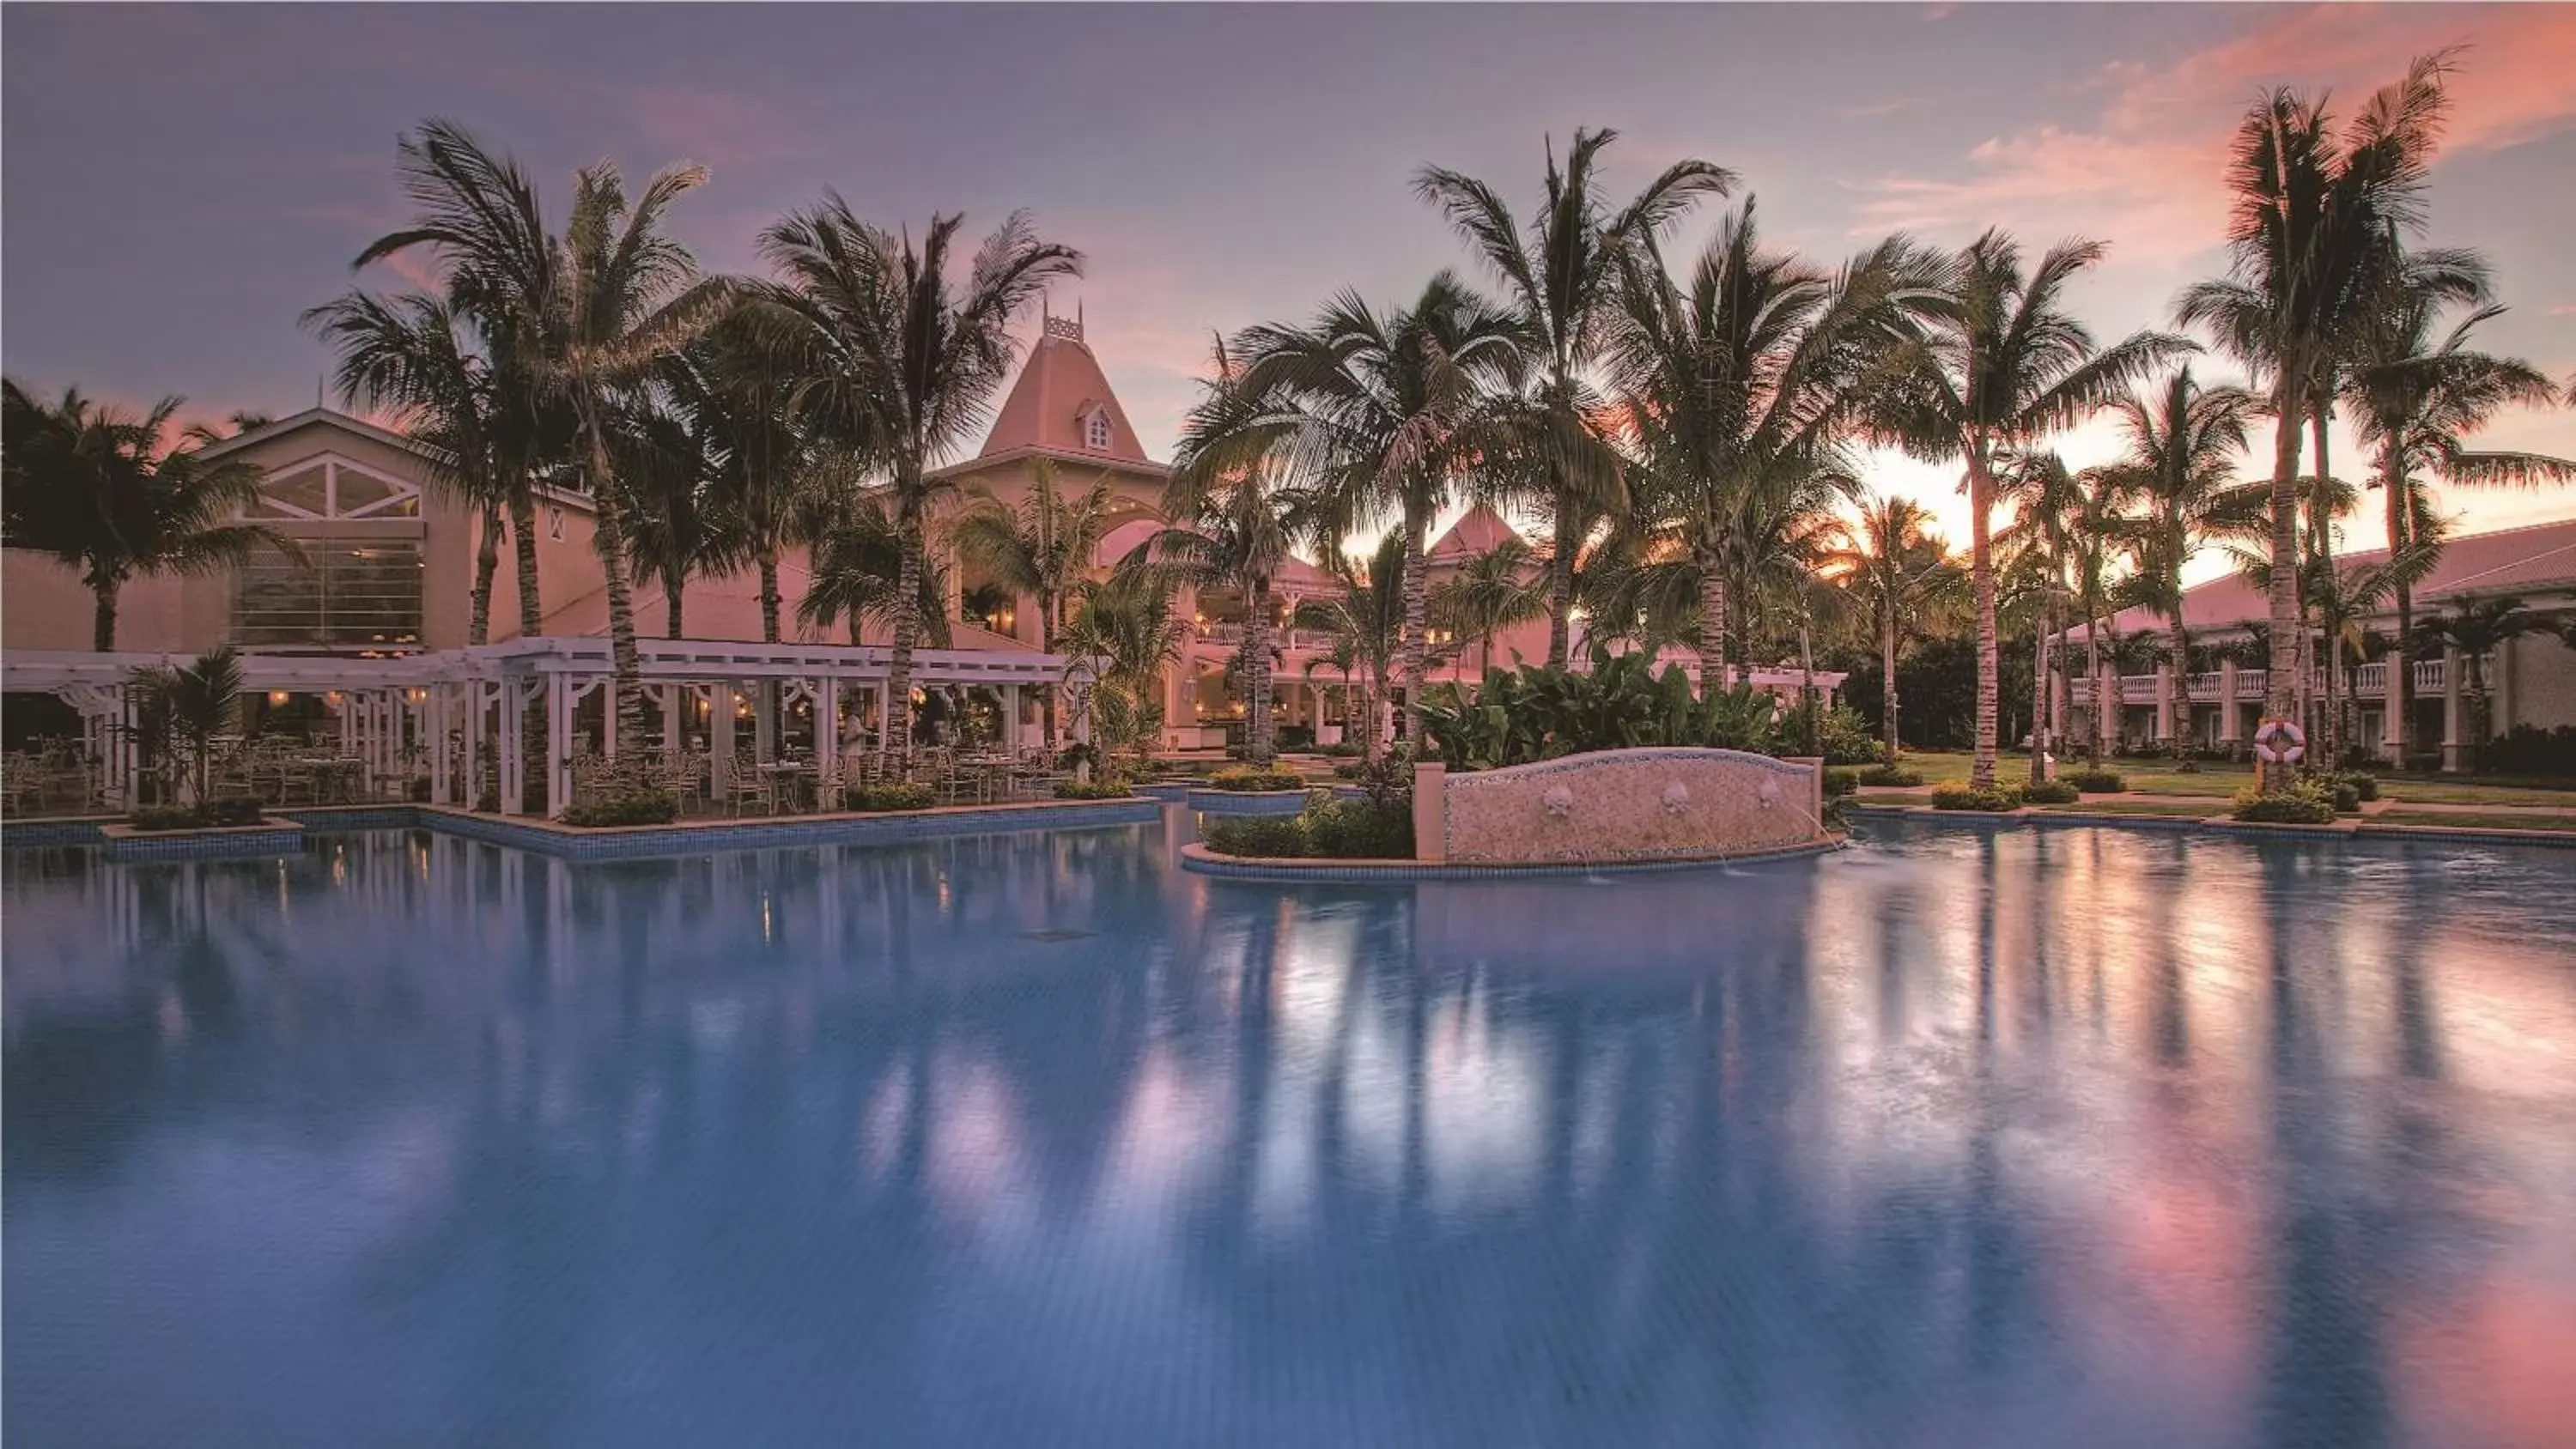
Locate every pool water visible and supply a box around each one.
[8,815,2576,1446]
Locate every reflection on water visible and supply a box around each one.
[7,817,2576,1446]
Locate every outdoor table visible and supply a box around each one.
[757,761,817,813]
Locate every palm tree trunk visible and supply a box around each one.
[469,502,501,647]
[2029,600,2051,787]
[666,582,685,640]
[2263,385,2305,725]
[509,494,543,640]
[1967,444,2000,791]
[1880,605,1900,763]
[579,403,651,760]
[2311,409,2338,763]
[2385,448,2414,765]
[1695,545,1728,700]
[887,499,922,756]
[1546,508,1577,668]
[1400,504,1430,749]
[1246,576,1275,767]
[2086,617,2105,764]
[91,578,119,652]
[758,552,782,645]
[2167,612,2190,761]
[1038,597,1060,751]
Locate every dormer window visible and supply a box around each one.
[1080,405,1112,452]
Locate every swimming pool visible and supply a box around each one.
[7,815,2575,1446]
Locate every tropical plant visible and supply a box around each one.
[130,646,244,806]
[757,199,1082,754]
[2173,52,2480,730]
[1233,272,1522,745]
[1059,560,1185,767]
[797,495,951,647]
[2091,367,2261,761]
[1429,534,1549,681]
[2414,596,2540,771]
[1416,127,1733,664]
[1996,450,2091,783]
[1886,229,2184,790]
[1607,202,1933,697]
[1290,532,1409,763]
[1416,646,1782,769]
[950,456,1122,747]
[2343,287,2572,760]
[1820,492,1960,764]
[617,385,744,638]
[2,383,285,649]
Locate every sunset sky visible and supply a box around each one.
[6,3,2572,566]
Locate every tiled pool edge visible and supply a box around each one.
[97,820,307,862]
[1177,836,1846,882]
[5,798,1163,862]
[1845,803,2576,849]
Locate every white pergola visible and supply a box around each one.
[3,635,1068,818]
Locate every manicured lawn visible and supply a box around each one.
[2369,810,2576,834]
[2376,779,2576,807]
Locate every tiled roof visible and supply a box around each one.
[2081,516,2576,639]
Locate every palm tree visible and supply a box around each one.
[2,383,283,649]
[2091,367,2260,760]
[663,330,816,643]
[1607,200,1934,697]
[351,119,735,744]
[617,386,744,639]
[949,458,1121,748]
[758,198,1081,755]
[2343,289,2570,761]
[2173,52,2477,734]
[1429,534,1548,682]
[304,288,551,645]
[1889,230,2184,791]
[2063,470,2138,761]
[1291,532,1409,763]
[1820,493,1959,764]
[1415,128,1734,664]
[2414,596,2538,772]
[133,646,244,805]
[1058,560,1186,767]
[797,495,951,649]
[1234,273,1521,745]
[1996,451,2087,783]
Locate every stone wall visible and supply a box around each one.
[1423,749,1826,865]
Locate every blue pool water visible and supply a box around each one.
[8,815,2576,1446]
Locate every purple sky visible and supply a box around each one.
[7,3,2572,561]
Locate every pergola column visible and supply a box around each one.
[710,683,737,795]
[1001,682,1022,755]
[662,684,684,761]
[754,683,777,765]
[498,677,526,815]
[817,676,842,791]
[546,675,574,818]
[2440,647,2465,772]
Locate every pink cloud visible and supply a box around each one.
[1850,4,2576,259]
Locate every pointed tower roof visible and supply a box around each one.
[1427,501,1525,562]
[970,307,1157,469]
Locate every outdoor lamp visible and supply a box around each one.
[269,691,289,706]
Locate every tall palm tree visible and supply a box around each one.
[2,383,282,649]
[1415,128,1734,664]
[1234,273,1522,745]
[1889,229,2184,791]
[1058,560,1186,767]
[2343,290,2570,761]
[1429,534,1548,682]
[1291,532,1409,763]
[797,494,952,654]
[617,386,744,639]
[758,199,1081,755]
[304,288,540,645]
[2092,367,2260,761]
[950,457,1121,748]
[1996,451,2087,783]
[1607,201,1934,697]
[2063,470,2138,761]
[352,118,735,744]
[663,330,816,643]
[1820,493,1959,764]
[2173,52,2477,734]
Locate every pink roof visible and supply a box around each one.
[975,312,1153,465]
[1427,501,1526,562]
[2080,517,2576,640]
[510,555,1029,651]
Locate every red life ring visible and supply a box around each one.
[2252,718,2306,765]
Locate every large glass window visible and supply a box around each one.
[232,538,424,651]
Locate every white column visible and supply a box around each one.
[818,676,842,791]
[547,675,574,818]
[499,679,524,815]
[753,682,777,765]
[662,684,683,761]
[430,686,453,804]
[710,682,736,795]
[2153,663,2176,743]
[1001,682,1022,755]
[2381,652,2405,764]
[2441,647,2464,772]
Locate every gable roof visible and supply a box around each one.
[191,407,442,464]
[1427,501,1527,562]
[974,312,1157,466]
[2079,517,2576,640]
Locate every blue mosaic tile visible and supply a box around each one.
[1178,838,1844,882]
[99,825,307,863]
[0,818,108,849]
[1186,788,1311,816]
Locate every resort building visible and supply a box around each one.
[2067,518,2576,767]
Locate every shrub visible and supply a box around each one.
[1929,782,2024,812]
[1856,765,1924,787]
[1315,741,1363,758]
[2484,724,2576,776]
[2065,768,2126,794]
[1200,795,1413,860]
[1200,815,1309,858]
[562,788,679,828]
[845,782,933,812]
[1332,760,1365,780]
[2326,769,2379,803]
[2231,781,2336,825]
[1207,766,1305,792]
[1052,778,1133,800]
[1822,767,1861,799]
[1815,706,1885,767]
[126,804,210,831]
[2022,779,2080,805]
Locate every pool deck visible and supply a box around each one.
[1844,799,2576,848]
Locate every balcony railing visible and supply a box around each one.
[2068,658,2458,708]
